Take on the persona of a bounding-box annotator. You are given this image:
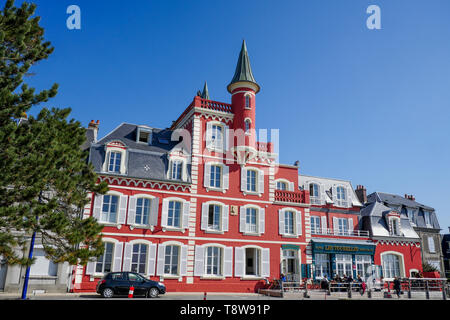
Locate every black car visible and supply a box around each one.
[96,272,166,298]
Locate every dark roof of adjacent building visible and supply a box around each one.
[227,40,260,93]
[366,192,440,230]
[360,201,420,239]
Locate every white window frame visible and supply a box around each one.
[156,241,188,280]
[310,215,321,235]
[204,245,224,277]
[278,208,302,238]
[123,239,157,276]
[389,216,401,236]
[102,144,127,175]
[235,245,270,280]
[167,156,187,182]
[314,253,330,279]
[275,178,294,191]
[127,194,159,229]
[205,121,229,153]
[87,237,122,278]
[201,201,229,234]
[136,126,152,144]
[424,211,432,227]
[194,243,233,279]
[380,252,405,280]
[309,182,324,205]
[244,94,251,110]
[161,197,190,232]
[93,191,128,226]
[239,204,265,236]
[204,162,229,193]
[428,236,436,253]
[241,166,264,196]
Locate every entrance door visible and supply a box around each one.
[281,249,299,282]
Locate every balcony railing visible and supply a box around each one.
[199,98,233,113]
[274,190,308,204]
[256,141,274,153]
[311,228,370,238]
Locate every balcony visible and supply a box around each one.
[311,228,370,238]
[256,141,274,153]
[274,189,308,205]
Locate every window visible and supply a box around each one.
[424,211,432,227]
[101,195,118,223]
[277,181,287,190]
[167,200,182,228]
[137,128,151,144]
[246,207,258,233]
[164,245,179,275]
[245,248,260,276]
[284,210,295,235]
[211,124,223,149]
[336,254,352,277]
[281,250,299,281]
[205,246,222,276]
[335,218,349,235]
[428,236,436,253]
[209,165,222,188]
[246,169,257,192]
[314,254,330,279]
[131,244,147,274]
[207,204,221,231]
[355,255,372,280]
[336,186,346,206]
[245,95,251,109]
[382,254,401,279]
[391,218,400,236]
[406,208,416,224]
[95,242,114,273]
[128,272,146,282]
[135,198,150,225]
[108,151,121,173]
[310,216,321,234]
[29,248,58,276]
[245,119,251,133]
[170,160,183,180]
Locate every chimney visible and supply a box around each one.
[409,194,415,201]
[88,120,99,142]
[355,185,367,204]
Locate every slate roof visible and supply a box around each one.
[367,192,440,230]
[227,40,260,93]
[87,123,190,183]
[360,201,420,240]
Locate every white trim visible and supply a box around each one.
[380,251,406,280]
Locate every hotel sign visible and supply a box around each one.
[312,242,375,255]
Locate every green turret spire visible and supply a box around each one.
[227,40,260,93]
[201,81,210,100]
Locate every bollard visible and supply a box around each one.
[128,285,134,298]
[425,281,430,300]
[442,282,447,301]
[303,282,309,298]
[347,284,352,299]
[203,292,207,300]
[368,289,372,298]
[327,286,331,296]
[408,280,411,299]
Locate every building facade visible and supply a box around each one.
[72,41,311,293]
[440,228,450,279]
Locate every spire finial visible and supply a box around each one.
[201,81,210,100]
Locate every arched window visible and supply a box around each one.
[276,181,287,190]
[245,119,251,133]
[131,243,148,274]
[382,254,402,279]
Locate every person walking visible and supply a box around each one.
[393,277,402,298]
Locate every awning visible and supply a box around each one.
[311,238,376,255]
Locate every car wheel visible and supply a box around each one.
[102,288,114,298]
[147,287,159,298]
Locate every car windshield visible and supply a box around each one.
[128,273,146,282]
[110,273,126,280]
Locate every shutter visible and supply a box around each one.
[127,196,137,225]
[234,247,245,277]
[194,245,205,276]
[182,200,190,229]
[93,194,103,221]
[206,122,213,148]
[204,163,211,188]
[222,205,229,232]
[258,169,264,194]
[279,210,285,235]
[321,216,328,234]
[180,245,188,276]
[86,260,96,275]
[112,242,123,272]
[224,125,230,151]
[201,202,209,231]
[223,247,233,277]
[346,187,352,207]
[156,244,166,276]
[239,207,246,233]
[296,210,302,236]
[149,197,159,226]
[320,184,326,204]
[261,248,270,278]
[122,243,133,272]
[333,217,339,235]
[161,199,169,227]
[348,217,354,235]
[259,208,265,234]
[118,196,128,225]
[288,181,294,192]
[147,243,157,276]
[240,167,247,192]
[332,185,338,205]
[222,165,229,190]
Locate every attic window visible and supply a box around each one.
[137,127,152,144]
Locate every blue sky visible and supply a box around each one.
[21,0,450,232]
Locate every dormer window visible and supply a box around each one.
[108,151,122,173]
[137,127,152,144]
[170,160,183,180]
[424,211,432,227]
[388,215,401,236]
